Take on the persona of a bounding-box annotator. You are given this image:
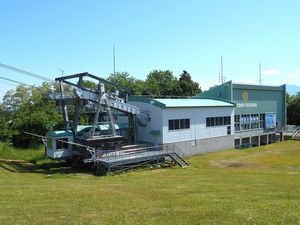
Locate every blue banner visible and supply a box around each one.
[265,114,276,128]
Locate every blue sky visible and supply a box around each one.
[1,0,300,99]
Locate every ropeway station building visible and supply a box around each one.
[42,73,287,173]
[128,97,235,156]
[192,81,286,148]
[128,81,286,156]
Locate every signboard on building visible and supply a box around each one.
[265,113,276,128]
[236,91,258,108]
[236,102,257,108]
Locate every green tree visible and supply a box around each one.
[0,83,62,147]
[106,72,145,95]
[80,80,97,90]
[2,85,31,110]
[0,105,13,142]
[287,92,300,125]
[178,70,202,96]
[145,70,179,96]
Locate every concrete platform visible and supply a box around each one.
[97,150,169,167]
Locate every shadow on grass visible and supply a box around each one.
[0,158,92,175]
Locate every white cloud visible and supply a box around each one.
[200,83,213,91]
[288,70,300,78]
[262,69,280,76]
[198,81,219,91]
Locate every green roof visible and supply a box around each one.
[191,81,232,101]
[116,123,130,129]
[46,130,73,138]
[129,95,235,108]
[192,81,286,101]
[128,96,165,108]
[153,98,235,108]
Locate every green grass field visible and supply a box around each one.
[0,141,300,225]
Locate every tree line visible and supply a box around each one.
[0,70,201,146]
[106,70,201,96]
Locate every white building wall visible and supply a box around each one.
[129,101,163,145]
[162,107,234,144]
[130,100,235,151]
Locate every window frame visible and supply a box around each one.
[206,116,231,127]
[168,118,190,131]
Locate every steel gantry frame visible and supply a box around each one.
[52,72,141,143]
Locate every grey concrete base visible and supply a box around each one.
[234,130,276,147]
[251,136,259,147]
[165,135,235,157]
[260,135,268,145]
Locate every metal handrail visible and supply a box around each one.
[292,128,300,139]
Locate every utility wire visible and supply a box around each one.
[0,76,31,86]
[1,80,18,87]
[0,62,54,82]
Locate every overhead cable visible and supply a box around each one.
[0,62,54,82]
[0,75,31,86]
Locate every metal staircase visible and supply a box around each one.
[109,98,140,115]
[136,110,150,127]
[291,128,300,140]
[85,143,190,175]
[74,88,140,115]
[168,152,189,168]
[71,88,150,128]
[74,88,150,128]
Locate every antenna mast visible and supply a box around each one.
[259,62,262,85]
[219,55,224,84]
[113,44,116,75]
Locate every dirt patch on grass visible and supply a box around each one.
[210,160,247,168]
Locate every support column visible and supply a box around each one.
[128,114,137,144]
[73,76,83,136]
[132,115,137,144]
[59,81,69,130]
[73,100,81,136]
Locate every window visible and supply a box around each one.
[174,120,179,130]
[260,113,265,129]
[168,118,190,130]
[235,139,240,147]
[236,113,266,131]
[180,119,190,129]
[56,138,69,150]
[224,116,231,125]
[250,114,260,129]
[206,117,215,127]
[206,116,231,127]
[206,117,210,127]
[216,117,223,126]
[168,120,177,130]
[234,115,240,131]
[227,125,231,135]
[235,115,240,122]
